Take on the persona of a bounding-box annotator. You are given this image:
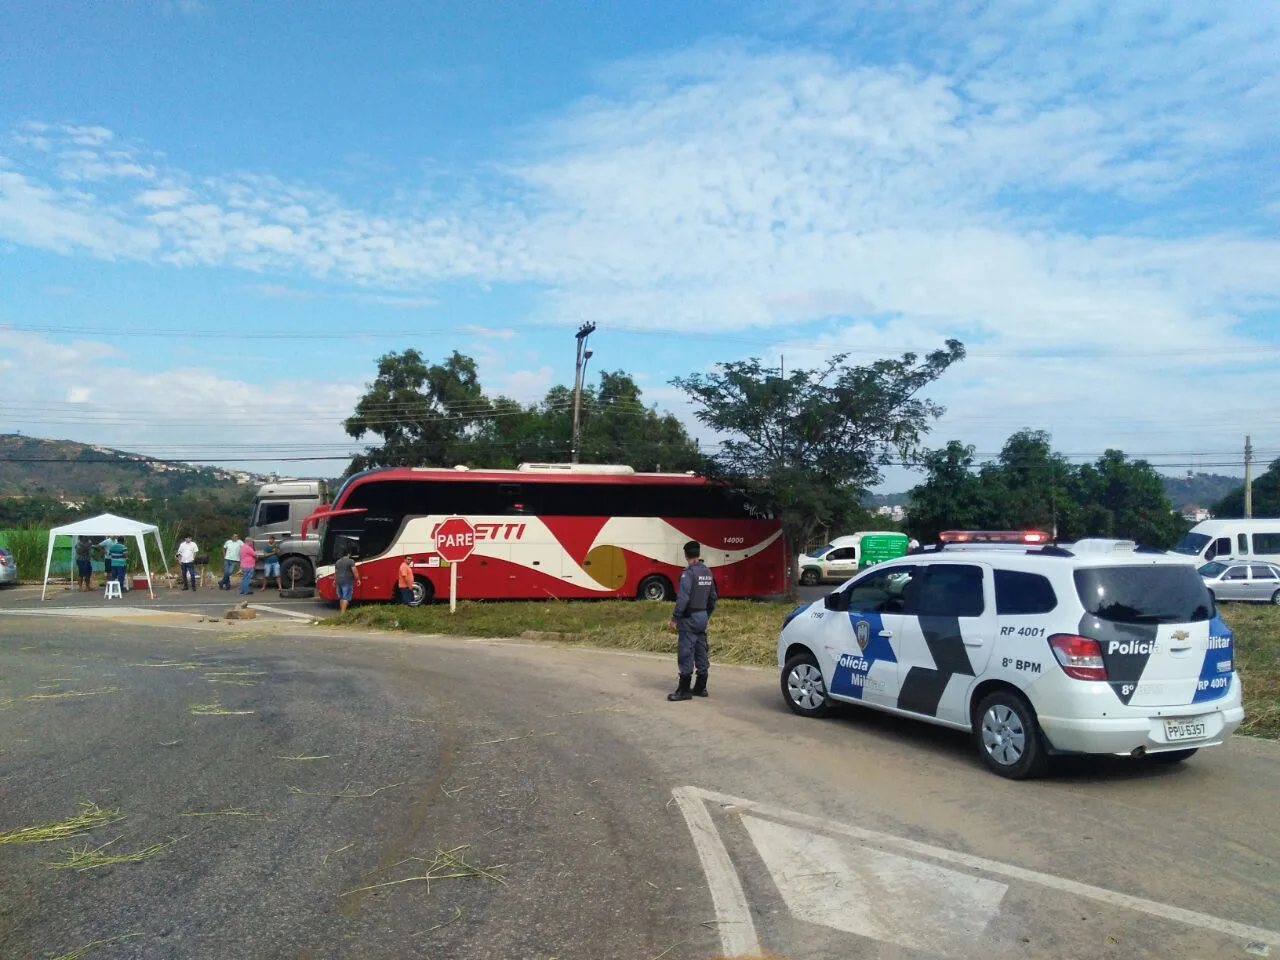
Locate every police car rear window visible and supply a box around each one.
[994,570,1057,615]
[1073,566,1212,624]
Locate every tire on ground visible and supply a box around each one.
[637,574,672,601]
[280,557,314,589]
[973,688,1048,780]
[781,651,833,719]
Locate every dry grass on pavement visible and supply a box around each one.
[327,599,1280,740]
[326,598,787,667]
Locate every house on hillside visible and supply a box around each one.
[1181,503,1211,523]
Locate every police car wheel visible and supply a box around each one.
[799,569,819,586]
[1148,748,1197,764]
[974,690,1047,779]
[782,653,832,718]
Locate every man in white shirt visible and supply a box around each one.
[176,535,200,591]
[220,533,242,590]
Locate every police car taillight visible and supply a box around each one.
[1048,634,1108,681]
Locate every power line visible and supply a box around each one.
[10,322,1280,359]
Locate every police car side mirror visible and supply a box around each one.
[823,593,843,612]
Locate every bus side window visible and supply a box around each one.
[1239,533,1249,555]
[1214,537,1232,558]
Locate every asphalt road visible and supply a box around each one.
[2,613,1278,960]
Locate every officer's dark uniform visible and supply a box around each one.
[668,542,718,701]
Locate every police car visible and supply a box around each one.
[778,539,1245,778]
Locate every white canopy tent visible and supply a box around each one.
[41,513,169,600]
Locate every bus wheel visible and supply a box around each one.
[409,577,434,607]
[637,575,672,601]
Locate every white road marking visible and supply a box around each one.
[742,815,1007,953]
[678,785,1280,950]
[670,786,761,956]
[0,607,189,618]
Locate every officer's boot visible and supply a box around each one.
[666,675,693,701]
[692,673,708,697]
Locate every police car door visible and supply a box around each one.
[823,564,912,709]
[894,562,997,725]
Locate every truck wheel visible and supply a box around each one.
[637,575,672,601]
[408,577,434,607]
[280,557,313,589]
[800,568,820,586]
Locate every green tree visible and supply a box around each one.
[672,342,965,570]
[1072,450,1187,547]
[981,429,1078,535]
[905,433,1186,548]
[1214,458,1280,518]
[905,442,993,542]
[578,371,701,471]
[344,350,488,472]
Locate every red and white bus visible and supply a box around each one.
[307,463,786,605]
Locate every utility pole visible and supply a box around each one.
[570,322,597,464]
[1245,435,1254,519]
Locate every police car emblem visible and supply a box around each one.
[1171,630,1189,642]
[855,619,871,651]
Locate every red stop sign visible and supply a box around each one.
[434,516,476,563]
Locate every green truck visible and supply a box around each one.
[799,531,910,585]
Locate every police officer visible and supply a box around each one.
[667,540,718,702]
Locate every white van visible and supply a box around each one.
[1172,519,1280,565]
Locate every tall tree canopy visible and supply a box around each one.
[344,352,699,474]
[907,430,1187,547]
[672,341,965,555]
[1214,458,1280,518]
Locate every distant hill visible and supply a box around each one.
[1161,472,1241,510]
[0,434,259,499]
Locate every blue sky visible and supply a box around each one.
[2,0,1279,490]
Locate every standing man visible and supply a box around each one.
[108,536,129,592]
[220,533,241,590]
[261,536,283,592]
[334,548,361,614]
[396,555,415,606]
[667,540,718,702]
[74,536,93,591]
[176,534,199,591]
[239,536,257,596]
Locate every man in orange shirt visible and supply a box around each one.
[397,556,416,606]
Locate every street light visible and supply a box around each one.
[570,322,597,464]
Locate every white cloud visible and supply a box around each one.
[1,6,1278,473]
[0,329,366,469]
[491,365,556,402]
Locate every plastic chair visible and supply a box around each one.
[104,579,122,599]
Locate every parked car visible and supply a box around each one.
[0,547,17,586]
[1199,560,1280,604]
[779,539,1241,778]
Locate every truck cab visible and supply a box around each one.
[247,479,328,587]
